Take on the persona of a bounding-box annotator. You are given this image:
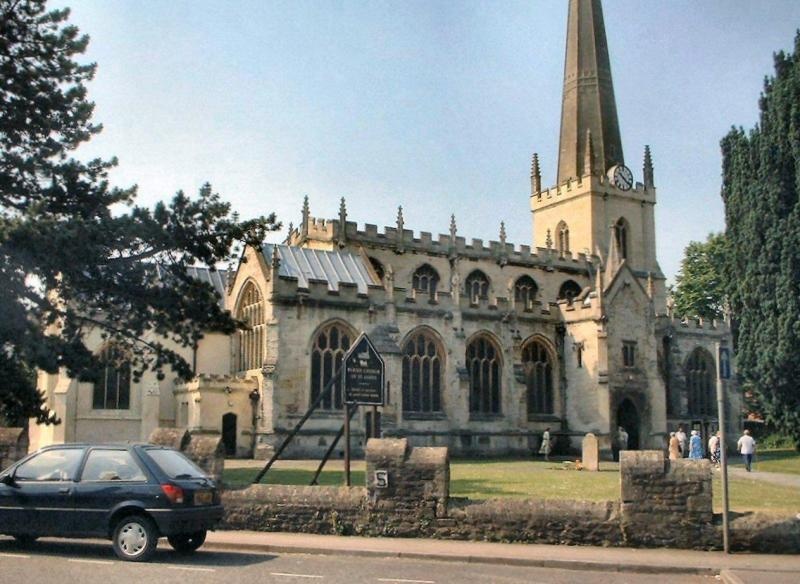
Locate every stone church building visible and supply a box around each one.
[32,0,740,459]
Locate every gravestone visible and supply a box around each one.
[582,432,599,471]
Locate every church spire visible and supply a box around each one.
[557,0,624,184]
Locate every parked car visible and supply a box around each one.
[0,443,223,561]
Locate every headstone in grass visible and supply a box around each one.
[582,433,599,471]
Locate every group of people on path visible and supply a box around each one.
[668,424,756,470]
[536,424,756,470]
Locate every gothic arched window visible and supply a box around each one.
[412,264,439,296]
[465,270,490,303]
[402,329,444,414]
[466,335,502,415]
[236,282,265,371]
[514,275,538,310]
[92,345,131,410]
[523,340,554,416]
[686,348,715,416]
[558,279,582,304]
[310,322,353,410]
[556,221,570,256]
[615,218,629,260]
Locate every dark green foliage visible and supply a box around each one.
[0,1,278,425]
[670,233,728,321]
[721,32,800,450]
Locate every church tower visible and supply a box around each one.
[531,0,664,301]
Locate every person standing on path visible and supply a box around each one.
[708,431,721,467]
[539,427,551,461]
[675,425,688,457]
[668,432,681,460]
[689,430,704,459]
[737,429,757,471]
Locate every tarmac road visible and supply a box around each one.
[0,538,715,584]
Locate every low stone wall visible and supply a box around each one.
[620,450,716,548]
[220,441,800,553]
[0,427,29,471]
[221,485,366,534]
[148,427,224,484]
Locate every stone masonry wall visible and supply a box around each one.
[148,427,224,484]
[0,427,28,471]
[620,450,716,548]
[220,440,799,553]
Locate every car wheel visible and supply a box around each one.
[12,535,38,546]
[112,515,158,562]
[167,529,207,553]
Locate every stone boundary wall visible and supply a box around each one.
[220,440,800,553]
[0,427,28,471]
[148,428,224,484]
[620,450,716,548]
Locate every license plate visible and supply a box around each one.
[194,490,212,505]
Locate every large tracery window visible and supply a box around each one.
[523,340,554,416]
[615,218,629,260]
[92,345,131,410]
[402,330,443,414]
[310,322,353,410]
[465,270,490,303]
[412,264,439,296]
[514,276,538,310]
[237,282,265,371]
[686,348,715,416]
[467,335,502,416]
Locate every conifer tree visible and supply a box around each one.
[721,32,800,448]
[0,1,277,425]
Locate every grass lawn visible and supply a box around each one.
[224,456,800,514]
[729,448,800,475]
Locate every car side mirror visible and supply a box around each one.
[1,474,17,487]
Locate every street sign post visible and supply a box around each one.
[341,333,385,485]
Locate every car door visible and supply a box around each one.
[10,447,86,535]
[71,447,151,536]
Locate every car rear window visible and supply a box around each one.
[145,448,207,479]
[81,449,147,481]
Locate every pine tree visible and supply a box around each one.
[0,0,278,425]
[721,32,800,449]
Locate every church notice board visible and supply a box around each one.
[342,333,385,406]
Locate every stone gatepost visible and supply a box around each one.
[620,450,715,549]
[148,427,224,485]
[365,438,449,536]
[582,432,599,471]
[0,427,29,470]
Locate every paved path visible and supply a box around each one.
[726,466,800,489]
[204,530,800,579]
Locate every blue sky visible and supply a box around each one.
[61,0,800,282]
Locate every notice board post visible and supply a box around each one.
[341,333,385,486]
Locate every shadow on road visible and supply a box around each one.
[0,537,277,567]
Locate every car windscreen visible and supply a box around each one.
[144,448,207,479]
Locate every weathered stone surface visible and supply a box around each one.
[185,433,225,485]
[620,450,715,549]
[0,427,28,471]
[582,433,599,471]
[148,427,190,450]
[219,440,798,553]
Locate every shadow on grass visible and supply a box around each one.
[225,468,366,488]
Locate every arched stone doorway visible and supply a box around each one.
[616,398,640,451]
[222,412,237,456]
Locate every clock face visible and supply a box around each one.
[611,165,633,191]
